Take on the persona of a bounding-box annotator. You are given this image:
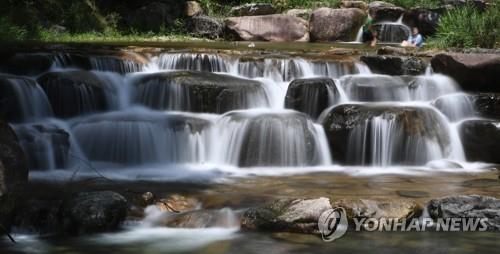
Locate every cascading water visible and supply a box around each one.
[0,75,53,122]
[3,48,485,177]
[373,16,411,43]
[71,109,211,165]
[212,110,331,167]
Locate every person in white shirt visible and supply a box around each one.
[401,27,424,47]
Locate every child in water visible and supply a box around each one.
[401,27,424,47]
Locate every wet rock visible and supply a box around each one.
[403,8,442,36]
[431,53,500,93]
[225,15,309,42]
[341,1,368,10]
[0,121,29,231]
[0,53,53,76]
[376,46,409,56]
[360,55,426,75]
[61,191,127,235]
[155,194,199,213]
[459,119,500,163]
[368,1,405,22]
[14,123,70,170]
[133,71,267,114]
[127,1,186,32]
[285,78,340,119]
[428,195,500,230]
[396,190,430,198]
[284,9,312,20]
[14,200,62,234]
[37,71,109,118]
[241,197,332,233]
[470,93,500,119]
[188,15,223,39]
[461,179,500,188]
[332,199,423,221]
[309,8,366,42]
[185,1,203,17]
[229,3,276,16]
[165,208,239,228]
[141,192,155,206]
[321,104,451,165]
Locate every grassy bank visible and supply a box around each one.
[0,0,498,49]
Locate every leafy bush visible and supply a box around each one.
[430,4,499,48]
[0,17,28,42]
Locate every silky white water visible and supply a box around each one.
[2,51,489,181]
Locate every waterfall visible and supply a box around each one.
[0,75,53,122]
[154,53,356,81]
[3,48,486,177]
[433,93,475,122]
[345,105,459,166]
[71,110,211,165]
[373,15,411,43]
[212,110,331,167]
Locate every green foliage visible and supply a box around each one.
[0,17,28,41]
[429,4,499,49]
[372,0,440,9]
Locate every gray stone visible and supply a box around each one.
[428,195,500,230]
[242,197,332,233]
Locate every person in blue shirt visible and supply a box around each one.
[401,27,424,47]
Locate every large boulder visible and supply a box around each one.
[428,195,500,230]
[225,15,309,42]
[185,1,203,17]
[341,1,368,10]
[368,1,405,22]
[164,208,239,228]
[14,123,70,170]
[133,71,268,114]
[459,119,500,163]
[0,53,53,76]
[285,78,341,119]
[127,1,186,32]
[470,93,500,119]
[0,121,29,231]
[321,104,451,165]
[360,55,427,75]
[187,15,223,39]
[36,71,109,118]
[242,197,332,233]
[332,199,422,222]
[229,3,276,16]
[219,111,325,167]
[309,8,366,42]
[61,191,127,235]
[284,9,312,20]
[431,53,500,93]
[403,8,442,36]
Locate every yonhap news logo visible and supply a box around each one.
[318,207,489,242]
[318,207,348,242]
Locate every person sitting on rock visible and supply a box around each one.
[401,27,424,48]
[361,15,378,47]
